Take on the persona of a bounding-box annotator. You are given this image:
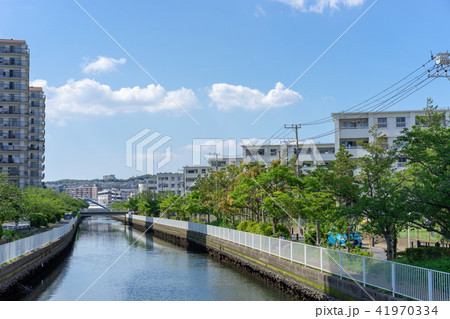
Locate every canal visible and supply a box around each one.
[22,217,295,301]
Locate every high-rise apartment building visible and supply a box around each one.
[0,39,45,187]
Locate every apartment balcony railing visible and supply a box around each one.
[0,109,26,115]
[29,129,44,134]
[0,134,27,140]
[0,96,26,103]
[0,47,28,54]
[5,171,27,177]
[342,123,369,129]
[0,145,26,152]
[28,154,44,160]
[29,121,44,126]
[29,101,44,107]
[0,60,24,66]
[29,93,45,99]
[28,146,44,151]
[0,72,26,79]
[0,84,27,91]
[29,172,44,178]
[0,158,27,165]
[0,121,27,127]
[29,137,44,142]
[29,111,44,117]
[29,163,44,169]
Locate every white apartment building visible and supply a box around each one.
[207,156,243,169]
[98,189,123,207]
[0,39,45,188]
[332,109,449,168]
[242,142,336,170]
[241,109,448,170]
[137,178,157,194]
[157,172,184,195]
[183,165,209,193]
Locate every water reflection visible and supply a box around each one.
[22,217,295,301]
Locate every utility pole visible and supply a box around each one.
[428,52,450,78]
[284,124,301,177]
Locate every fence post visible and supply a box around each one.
[252,233,255,250]
[239,231,241,245]
[290,241,293,262]
[320,248,323,273]
[428,270,433,301]
[269,238,271,255]
[339,252,342,279]
[363,257,366,287]
[392,263,396,297]
[304,245,307,267]
[260,235,262,252]
[279,239,281,258]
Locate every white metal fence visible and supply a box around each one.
[0,217,78,266]
[129,214,450,301]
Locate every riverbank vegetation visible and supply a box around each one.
[115,102,449,260]
[0,181,88,240]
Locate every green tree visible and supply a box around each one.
[0,175,26,226]
[394,100,450,240]
[358,129,408,260]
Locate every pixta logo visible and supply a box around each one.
[126,128,172,174]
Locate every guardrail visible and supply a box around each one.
[128,214,450,301]
[0,217,78,266]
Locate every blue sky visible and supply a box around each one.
[1,0,449,181]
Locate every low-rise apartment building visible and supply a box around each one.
[65,184,101,200]
[157,172,184,195]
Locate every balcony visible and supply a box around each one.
[0,47,28,54]
[0,121,27,128]
[0,71,26,79]
[0,134,27,140]
[0,145,26,152]
[0,109,26,115]
[0,96,26,103]
[0,158,27,165]
[29,120,44,126]
[0,84,27,91]
[0,59,24,66]
[28,154,44,160]
[29,93,45,99]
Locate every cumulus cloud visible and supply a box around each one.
[275,0,365,13]
[31,78,200,124]
[82,56,126,74]
[209,82,303,111]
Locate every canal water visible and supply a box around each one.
[22,217,295,301]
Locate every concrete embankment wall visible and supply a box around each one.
[113,215,400,301]
[0,220,80,300]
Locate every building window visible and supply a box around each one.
[258,149,264,155]
[201,169,206,174]
[377,117,387,128]
[396,117,406,128]
[270,149,277,156]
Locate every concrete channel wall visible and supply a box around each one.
[113,215,400,301]
[0,220,80,300]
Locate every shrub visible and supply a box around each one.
[0,227,3,239]
[402,247,450,262]
[45,213,57,224]
[274,224,290,239]
[54,212,63,222]
[2,229,21,241]
[236,220,256,232]
[29,213,48,228]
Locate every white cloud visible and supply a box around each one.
[209,82,303,111]
[31,78,200,124]
[275,0,365,13]
[254,5,266,17]
[81,56,126,74]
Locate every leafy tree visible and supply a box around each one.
[358,129,409,260]
[0,175,26,225]
[394,100,450,240]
